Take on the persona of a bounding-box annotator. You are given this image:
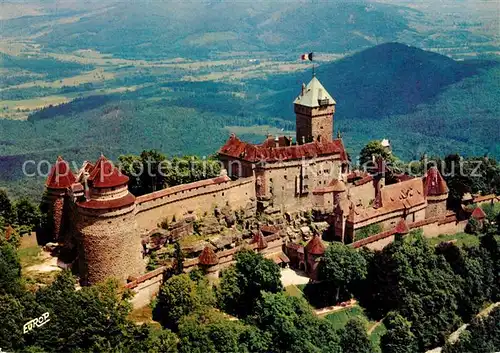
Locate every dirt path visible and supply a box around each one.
[367,318,384,335]
[425,302,500,353]
[314,299,357,316]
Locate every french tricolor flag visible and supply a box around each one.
[300,52,313,61]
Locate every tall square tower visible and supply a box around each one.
[294,76,336,144]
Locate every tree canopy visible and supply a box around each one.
[217,249,283,318]
[155,273,214,330]
[119,151,221,196]
[318,242,367,301]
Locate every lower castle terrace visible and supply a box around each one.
[42,75,499,308]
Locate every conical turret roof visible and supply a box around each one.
[46,156,76,190]
[198,246,219,266]
[471,207,486,220]
[424,167,448,196]
[394,218,410,235]
[88,155,129,188]
[305,235,326,256]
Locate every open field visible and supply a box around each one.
[427,232,480,247]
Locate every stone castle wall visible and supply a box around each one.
[76,204,145,285]
[352,204,427,231]
[135,176,256,234]
[259,156,341,213]
[125,266,166,309]
[45,191,65,242]
[349,181,376,208]
[425,195,448,218]
[351,216,467,251]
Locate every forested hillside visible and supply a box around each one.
[1,1,412,59]
[0,43,499,199]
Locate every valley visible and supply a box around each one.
[0,0,499,200]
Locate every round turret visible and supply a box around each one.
[198,246,219,280]
[44,156,76,242]
[424,167,449,218]
[75,155,144,285]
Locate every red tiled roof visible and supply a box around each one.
[471,207,486,219]
[395,173,414,182]
[424,167,448,196]
[347,170,370,183]
[88,155,129,189]
[260,136,294,148]
[219,134,347,163]
[77,192,135,210]
[354,174,373,186]
[252,230,268,250]
[286,242,303,250]
[198,246,219,265]
[473,194,497,203]
[46,156,76,190]
[305,236,326,255]
[349,178,426,223]
[125,266,167,289]
[260,225,280,235]
[394,218,410,234]
[351,216,445,248]
[312,186,335,194]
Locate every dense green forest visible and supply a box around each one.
[1,211,499,352]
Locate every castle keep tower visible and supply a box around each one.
[45,157,76,242]
[294,76,336,144]
[75,155,144,285]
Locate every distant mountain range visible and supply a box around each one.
[1,0,497,60]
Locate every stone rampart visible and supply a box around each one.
[125,266,167,309]
[351,215,467,250]
[135,176,256,233]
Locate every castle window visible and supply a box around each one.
[222,192,225,196]
[284,175,287,180]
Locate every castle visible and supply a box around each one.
[44,75,458,286]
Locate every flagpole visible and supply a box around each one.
[312,63,315,77]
